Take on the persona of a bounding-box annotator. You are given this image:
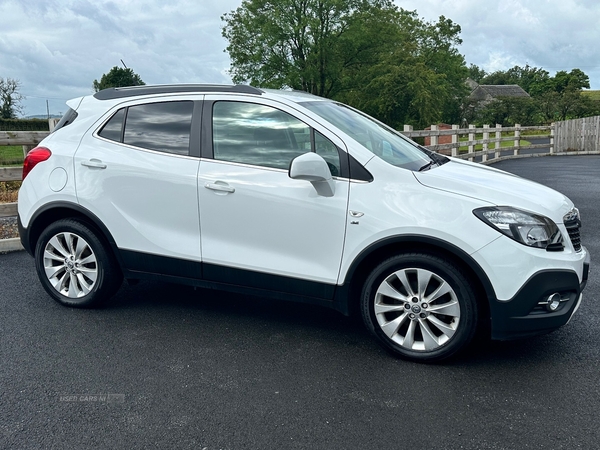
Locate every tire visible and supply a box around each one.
[34,219,123,308]
[361,253,478,362]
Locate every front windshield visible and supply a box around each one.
[302,101,432,171]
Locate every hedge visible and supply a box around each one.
[0,118,50,131]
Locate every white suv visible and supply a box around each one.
[18,85,590,361]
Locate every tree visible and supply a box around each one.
[467,64,486,83]
[222,1,469,128]
[93,67,145,92]
[222,0,398,97]
[0,77,24,119]
[479,65,550,96]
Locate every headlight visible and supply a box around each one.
[473,207,563,250]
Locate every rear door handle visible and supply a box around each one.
[204,182,235,193]
[81,159,107,169]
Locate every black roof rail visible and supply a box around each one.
[93,84,263,100]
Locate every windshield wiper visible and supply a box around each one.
[418,160,435,172]
[418,146,449,166]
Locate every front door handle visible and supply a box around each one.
[81,159,107,169]
[204,182,235,194]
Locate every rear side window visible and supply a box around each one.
[98,101,194,156]
[52,108,78,133]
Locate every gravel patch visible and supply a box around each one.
[0,217,19,239]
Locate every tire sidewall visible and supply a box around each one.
[361,253,477,362]
[35,219,113,308]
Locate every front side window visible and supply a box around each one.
[212,102,310,170]
[97,101,193,156]
[212,101,342,176]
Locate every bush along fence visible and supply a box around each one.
[1,116,599,222]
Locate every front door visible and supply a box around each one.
[198,98,349,297]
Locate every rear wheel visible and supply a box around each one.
[35,219,122,307]
[361,253,478,362]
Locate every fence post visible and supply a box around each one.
[430,125,438,148]
[482,125,489,162]
[403,125,413,133]
[451,124,459,157]
[596,116,600,153]
[495,124,502,160]
[514,124,520,156]
[550,123,555,154]
[468,124,475,162]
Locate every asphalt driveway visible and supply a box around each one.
[1,155,598,450]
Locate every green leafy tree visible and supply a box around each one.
[480,65,550,96]
[222,0,398,97]
[467,64,486,83]
[0,77,24,119]
[222,1,469,128]
[93,67,145,92]
[476,96,539,126]
[342,12,468,128]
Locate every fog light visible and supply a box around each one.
[547,293,562,311]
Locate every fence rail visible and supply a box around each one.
[0,131,48,219]
[400,124,556,163]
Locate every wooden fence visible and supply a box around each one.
[401,124,555,163]
[0,131,50,218]
[555,116,600,153]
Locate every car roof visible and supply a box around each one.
[92,84,330,105]
[93,84,264,100]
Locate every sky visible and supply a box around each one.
[1,0,599,117]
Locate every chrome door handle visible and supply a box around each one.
[81,159,107,169]
[204,182,235,193]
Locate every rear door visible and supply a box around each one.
[74,97,203,274]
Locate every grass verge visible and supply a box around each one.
[0,145,25,166]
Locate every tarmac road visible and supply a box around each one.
[1,155,598,449]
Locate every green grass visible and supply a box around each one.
[582,90,600,101]
[0,145,25,166]
[458,136,531,152]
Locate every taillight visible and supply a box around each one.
[22,147,52,180]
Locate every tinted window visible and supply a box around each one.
[98,108,125,142]
[302,101,431,171]
[53,108,78,133]
[212,102,309,170]
[123,101,193,156]
[315,131,340,177]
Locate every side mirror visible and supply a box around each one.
[289,152,335,197]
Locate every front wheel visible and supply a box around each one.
[361,253,478,362]
[35,219,123,308]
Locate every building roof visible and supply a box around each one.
[469,84,530,102]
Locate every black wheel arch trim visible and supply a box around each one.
[19,201,124,269]
[333,234,497,315]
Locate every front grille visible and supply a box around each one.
[564,218,582,252]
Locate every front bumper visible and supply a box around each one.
[490,250,590,340]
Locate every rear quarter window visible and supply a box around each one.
[97,101,194,156]
[52,108,78,133]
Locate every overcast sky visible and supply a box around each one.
[1,0,599,117]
